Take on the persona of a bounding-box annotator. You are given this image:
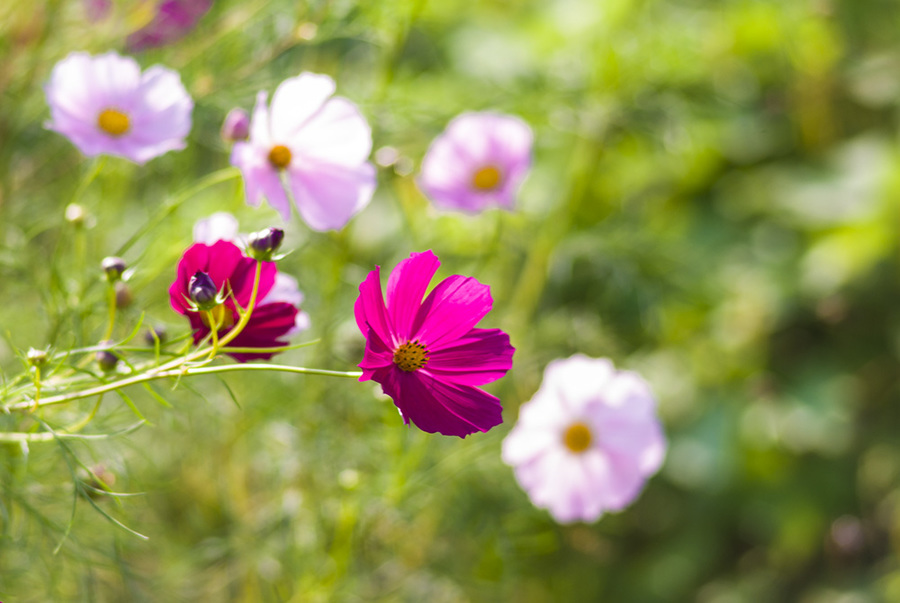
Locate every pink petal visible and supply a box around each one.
[424,328,513,386]
[385,250,440,341]
[269,73,336,140]
[584,449,646,512]
[502,422,559,466]
[358,327,394,373]
[380,369,503,437]
[248,91,272,147]
[410,275,493,349]
[291,96,372,167]
[230,144,292,220]
[354,266,395,348]
[287,160,375,231]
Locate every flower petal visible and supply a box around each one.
[379,369,503,437]
[291,96,372,167]
[411,275,493,349]
[231,143,292,220]
[424,328,513,386]
[288,160,375,231]
[269,72,336,141]
[354,266,395,347]
[385,250,440,341]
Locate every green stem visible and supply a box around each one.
[103,283,116,341]
[5,363,361,412]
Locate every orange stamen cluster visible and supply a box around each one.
[393,340,429,372]
[97,108,130,137]
[472,165,502,191]
[268,144,292,169]
[563,422,593,453]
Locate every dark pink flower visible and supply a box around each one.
[127,0,213,52]
[169,240,299,361]
[355,251,514,437]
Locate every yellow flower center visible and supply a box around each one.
[472,165,502,191]
[268,145,293,170]
[97,109,130,137]
[200,304,235,331]
[563,422,593,453]
[393,340,429,372]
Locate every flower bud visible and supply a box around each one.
[144,325,167,346]
[65,203,87,226]
[101,256,126,283]
[189,271,218,310]
[115,281,133,308]
[26,347,49,367]
[248,227,285,261]
[221,108,250,143]
[95,341,119,372]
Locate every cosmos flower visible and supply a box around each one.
[230,72,376,231]
[190,214,311,337]
[169,240,300,361]
[126,0,213,52]
[45,51,193,164]
[355,250,514,437]
[502,355,666,524]
[418,112,532,213]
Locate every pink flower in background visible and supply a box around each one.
[231,72,376,231]
[418,112,532,213]
[169,240,300,362]
[45,51,193,164]
[502,355,666,523]
[355,250,514,437]
[127,0,213,52]
[191,214,311,336]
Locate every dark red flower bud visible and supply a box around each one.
[248,227,284,261]
[95,341,119,372]
[189,271,218,310]
[101,256,127,282]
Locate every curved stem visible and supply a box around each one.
[4,363,362,412]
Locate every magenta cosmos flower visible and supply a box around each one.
[169,240,300,362]
[418,112,532,213]
[191,213,311,335]
[231,72,376,231]
[45,51,192,164]
[502,355,666,524]
[127,0,213,52]
[355,250,514,437]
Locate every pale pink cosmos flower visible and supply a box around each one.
[191,213,310,335]
[418,112,532,213]
[230,73,376,231]
[45,51,193,164]
[502,355,666,523]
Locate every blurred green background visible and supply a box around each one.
[2,0,900,600]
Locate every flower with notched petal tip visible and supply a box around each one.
[355,250,514,438]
